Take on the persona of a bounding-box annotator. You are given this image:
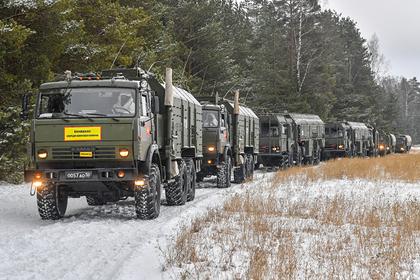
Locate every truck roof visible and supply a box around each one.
[226,102,259,119]
[286,113,324,125]
[40,79,140,90]
[325,122,350,129]
[169,84,201,106]
[259,114,287,124]
[346,122,368,129]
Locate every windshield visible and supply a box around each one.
[326,127,343,138]
[203,110,219,128]
[37,87,136,118]
[261,123,280,137]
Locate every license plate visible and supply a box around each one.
[65,171,93,179]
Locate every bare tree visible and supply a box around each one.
[367,34,389,82]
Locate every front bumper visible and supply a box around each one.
[25,167,138,183]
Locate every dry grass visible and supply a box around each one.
[165,154,420,279]
[282,153,420,183]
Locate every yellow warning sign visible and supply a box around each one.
[64,127,102,141]
[79,151,93,157]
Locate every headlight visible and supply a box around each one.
[208,146,215,152]
[119,148,129,158]
[338,144,344,150]
[37,149,48,159]
[379,144,385,150]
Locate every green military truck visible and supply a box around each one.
[396,134,412,153]
[257,114,294,168]
[378,132,396,156]
[197,91,259,186]
[284,113,325,165]
[323,122,353,159]
[345,122,370,156]
[22,67,202,220]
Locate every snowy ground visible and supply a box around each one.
[0,173,272,280]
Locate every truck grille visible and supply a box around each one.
[52,147,116,160]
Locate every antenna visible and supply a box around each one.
[109,39,127,70]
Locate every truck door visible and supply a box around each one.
[138,91,153,160]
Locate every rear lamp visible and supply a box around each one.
[119,148,129,158]
[117,170,125,178]
[37,150,48,159]
[134,179,145,187]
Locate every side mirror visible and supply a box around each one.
[20,93,31,121]
[152,95,160,114]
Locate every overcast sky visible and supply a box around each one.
[321,0,420,79]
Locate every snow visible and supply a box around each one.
[0,173,272,280]
[163,173,420,279]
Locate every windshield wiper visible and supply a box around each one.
[62,112,94,121]
[84,113,120,121]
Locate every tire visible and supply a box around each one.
[233,163,246,184]
[217,156,232,188]
[135,164,161,219]
[186,159,196,201]
[86,196,106,206]
[166,160,188,206]
[37,184,68,220]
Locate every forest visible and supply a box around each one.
[1,0,419,183]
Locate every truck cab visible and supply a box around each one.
[258,114,294,168]
[23,68,202,220]
[323,122,352,159]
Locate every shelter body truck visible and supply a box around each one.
[197,92,259,186]
[23,67,202,220]
[285,113,325,165]
[258,114,294,168]
[378,132,396,156]
[396,134,412,153]
[346,122,370,156]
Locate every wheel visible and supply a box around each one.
[135,164,161,219]
[166,160,188,206]
[233,162,246,184]
[37,183,68,220]
[217,156,232,188]
[186,159,196,201]
[86,196,106,206]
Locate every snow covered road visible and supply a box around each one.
[0,173,272,280]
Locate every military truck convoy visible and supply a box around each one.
[22,67,413,220]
